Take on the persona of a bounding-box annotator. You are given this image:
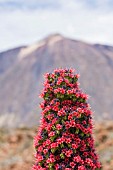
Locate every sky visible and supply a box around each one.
[0,0,113,52]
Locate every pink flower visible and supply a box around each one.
[36,155,43,162]
[38,146,43,152]
[67,88,76,95]
[77,107,84,113]
[52,118,58,124]
[57,137,64,144]
[65,138,71,143]
[32,68,102,170]
[70,162,76,168]
[43,148,48,154]
[34,135,42,147]
[52,105,59,111]
[75,92,80,98]
[57,109,66,116]
[65,121,71,129]
[85,158,94,167]
[56,124,62,130]
[57,77,63,85]
[70,119,76,127]
[44,72,50,79]
[76,74,80,78]
[65,150,73,157]
[68,114,73,120]
[80,93,89,100]
[48,131,55,137]
[50,142,58,148]
[54,88,65,94]
[46,154,56,163]
[78,165,86,170]
[72,143,78,149]
[46,114,54,120]
[96,162,101,168]
[55,164,59,170]
[64,78,70,84]
[46,157,55,163]
[73,111,79,117]
[46,124,52,131]
[39,102,45,109]
[32,165,46,170]
[45,139,51,145]
[83,152,88,157]
[73,155,81,162]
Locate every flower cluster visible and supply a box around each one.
[32,68,101,170]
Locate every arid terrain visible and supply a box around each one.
[0,121,113,170]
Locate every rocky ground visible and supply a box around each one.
[0,121,113,170]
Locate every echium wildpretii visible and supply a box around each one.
[32,68,101,170]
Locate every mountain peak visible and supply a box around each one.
[47,33,63,38]
[45,33,64,45]
[18,40,45,60]
[18,33,64,60]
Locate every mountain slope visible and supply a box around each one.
[0,34,113,127]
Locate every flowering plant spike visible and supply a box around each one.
[32,68,101,170]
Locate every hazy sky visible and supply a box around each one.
[0,0,113,52]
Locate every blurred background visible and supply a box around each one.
[0,0,113,169]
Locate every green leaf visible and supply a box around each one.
[51,148,56,153]
[81,132,84,137]
[39,162,43,166]
[67,144,71,148]
[38,139,43,144]
[75,128,79,134]
[52,125,56,130]
[50,136,56,142]
[57,93,60,98]
[60,153,65,159]
[86,142,89,146]
[86,134,90,137]
[63,115,67,120]
[73,97,77,102]
[74,149,76,153]
[61,120,65,124]
[44,97,48,100]
[60,94,64,98]
[60,143,64,148]
[49,78,53,82]
[56,130,60,134]
[49,163,54,169]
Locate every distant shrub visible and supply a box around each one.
[32,68,101,170]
